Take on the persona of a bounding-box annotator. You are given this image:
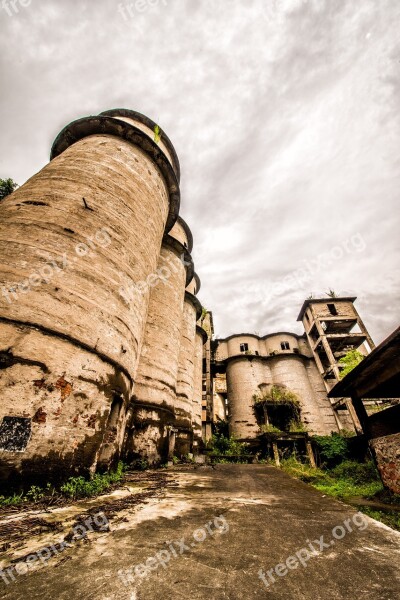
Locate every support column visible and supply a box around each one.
[306,440,317,468]
[272,442,280,466]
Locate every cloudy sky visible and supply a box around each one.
[1,0,399,344]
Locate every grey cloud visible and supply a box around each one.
[0,0,399,344]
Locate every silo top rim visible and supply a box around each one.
[99,108,180,182]
[217,332,304,343]
[176,215,194,253]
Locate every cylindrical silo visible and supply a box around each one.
[193,324,207,449]
[175,290,202,455]
[270,355,325,434]
[127,229,193,464]
[0,110,180,482]
[226,356,265,439]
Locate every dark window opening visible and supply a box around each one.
[280,341,290,350]
[0,416,31,452]
[268,405,298,431]
[254,402,301,433]
[255,350,259,355]
[327,303,338,316]
[240,343,249,352]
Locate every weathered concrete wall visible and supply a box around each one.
[227,335,260,357]
[0,322,130,484]
[168,217,193,253]
[227,357,266,439]
[185,273,200,295]
[270,355,333,435]
[263,334,300,356]
[217,332,338,438]
[370,433,400,494]
[214,340,228,362]
[0,136,169,375]
[217,333,307,361]
[99,110,180,181]
[309,301,359,321]
[305,360,339,433]
[298,336,313,358]
[193,326,206,447]
[175,292,200,454]
[0,112,176,480]
[213,394,227,421]
[128,238,188,463]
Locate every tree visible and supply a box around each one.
[0,178,18,201]
[338,349,364,379]
[326,289,338,298]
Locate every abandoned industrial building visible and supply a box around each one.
[0,109,399,496]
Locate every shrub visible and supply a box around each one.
[330,460,379,484]
[339,349,364,379]
[312,433,349,467]
[253,385,299,406]
[130,458,149,471]
[260,424,282,433]
[0,178,18,200]
[207,433,248,457]
[288,420,307,432]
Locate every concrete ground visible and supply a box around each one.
[0,464,399,599]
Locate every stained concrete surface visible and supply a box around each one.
[0,464,399,599]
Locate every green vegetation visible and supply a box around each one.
[253,385,299,406]
[207,433,248,456]
[259,424,282,434]
[280,455,400,531]
[153,124,161,144]
[259,420,305,434]
[314,460,383,498]
[288,420,307,433]
[207,431,249,462]
[0,177,18,200]
[60,462,126,499]
[0,462,127,507]
[339,349,365,379]
[360,508,400,531]
[253,385,302,434]
[312,432,350,467]
[130,458,149,471]
[281,457,384,499]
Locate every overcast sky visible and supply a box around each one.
[1,0,399,344]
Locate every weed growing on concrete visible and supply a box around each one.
[0,462,127,507]
[60,461,126,499]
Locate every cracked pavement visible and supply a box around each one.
[0,464,399,599]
